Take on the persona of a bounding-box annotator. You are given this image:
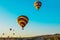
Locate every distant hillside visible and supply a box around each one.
[0,34,60,40]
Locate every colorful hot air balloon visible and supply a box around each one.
[34,0,42,10]
[17,15,29,30]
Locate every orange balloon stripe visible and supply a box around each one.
[18,17,28,21]
[18,20,27,24]
[18,23,25,27]
[18,18,28,23]
[34,3,41,6]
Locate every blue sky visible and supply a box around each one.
[0,0,60,37]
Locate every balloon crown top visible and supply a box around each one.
[35,1,42,6]
[18,15,29,20]
[35,1,42,3]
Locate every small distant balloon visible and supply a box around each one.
[10,28,12,31]
[3,33,4,35]
[34,0,42,10]
[17,15,29,30]
[13,33,15,35]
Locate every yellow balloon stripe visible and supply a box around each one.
[18,20,27,25]
[20,24,25,27]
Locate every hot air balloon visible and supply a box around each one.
[2,33,4,35]
[34,0,42,10]
[10,28,12,31]
[17,15,29,30]
[13,33,15,35]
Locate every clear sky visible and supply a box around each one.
[0,0,60,37]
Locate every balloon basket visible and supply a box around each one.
[22,28,24,30]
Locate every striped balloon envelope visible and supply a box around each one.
[34,0,42,10]
[17,15,29,30]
